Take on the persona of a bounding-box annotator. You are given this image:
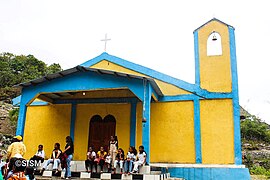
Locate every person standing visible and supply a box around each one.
[7,135,26,160]
[62,136,74,179]
[109,136,118,166]
[6,135,26,176]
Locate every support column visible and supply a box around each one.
[70,103,77,141]
[130,100,137,146]
[142,81,152,163]
[194,98,202,163]
[16,103,28,136]
[16,92,33,136]
[229,26,242,165]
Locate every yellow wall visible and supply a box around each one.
[150,101,195,163]
[23,104,71,159]
[91,60,191,96]
[74,103,131,160]
[200,99,234,164]
[198,20,232,92]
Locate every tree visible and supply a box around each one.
[241,115,270,144]
[0,52,63,101]
[46,63,62,75]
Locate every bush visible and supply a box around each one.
[8,108,19,128]
[250,166,267,175]
[241,115,270,144]
[250,166,270,177]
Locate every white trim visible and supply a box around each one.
[150,163,246,168]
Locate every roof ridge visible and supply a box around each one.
[80,52,200,93]
[193,18,235,33]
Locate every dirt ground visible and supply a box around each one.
[251,175,269,180]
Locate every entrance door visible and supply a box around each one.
[88,114,116,152]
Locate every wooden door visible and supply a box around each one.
[88,114,116,152]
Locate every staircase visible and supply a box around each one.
[35,161,178,180]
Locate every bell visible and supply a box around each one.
[212,32,217,41]
[142,117,147,123]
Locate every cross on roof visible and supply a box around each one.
[101,34,111,52]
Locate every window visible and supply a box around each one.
[207,31,222,56]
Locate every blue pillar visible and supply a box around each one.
[130,100,137,146]
[16,92,33,136]
[70,103,77,141]
[16,103,27,136]
[229,27,242,165]
[194,30,200,86]
[142,81,152,163]
[194,98,202,163]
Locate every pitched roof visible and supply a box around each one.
[14,65,163,96]
[81,52,200,94]
[193,18,235,33]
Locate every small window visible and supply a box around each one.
[207,31,222,56]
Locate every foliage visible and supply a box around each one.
[259,159,270,170]
[250,166,270,176]
[8,108,19,128]
[241,115,270,144]
[46,63,62,75]
[244,153,254,169]
[0,52,62,101]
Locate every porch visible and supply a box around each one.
[16,66,162,163]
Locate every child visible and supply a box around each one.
[85,147,96,173]
[96,147,107,173]
[113,148,124,174]
[105,152,112,173]
[124,146,137,175]
[132,146,146,174]
[109,136,118,166]
[7,158,27,180]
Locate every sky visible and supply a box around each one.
[0,0,270,123]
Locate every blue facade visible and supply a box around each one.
[165,167,250,180]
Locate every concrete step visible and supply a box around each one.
[38,171,171,180]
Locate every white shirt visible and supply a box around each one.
[87,151,96,159]
[105,155,112,163]
[35,150,45,158]
[137,152,146,163]
[0,159,5,169]
[126,152,136,161]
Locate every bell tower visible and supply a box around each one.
[193,18,237,93]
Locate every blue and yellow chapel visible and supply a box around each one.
[14,19,250,179]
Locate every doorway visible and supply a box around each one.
[88,114,116,152]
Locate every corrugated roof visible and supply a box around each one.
[14,65,163,96]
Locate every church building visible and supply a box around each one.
[14,19,250,179]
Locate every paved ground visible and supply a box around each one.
[35,176,98,180]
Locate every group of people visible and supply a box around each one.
[0,135,74,180]
[85,136,147,175]
[40,136,74,179]
[0,135,33,180]
[0,135,147,180]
